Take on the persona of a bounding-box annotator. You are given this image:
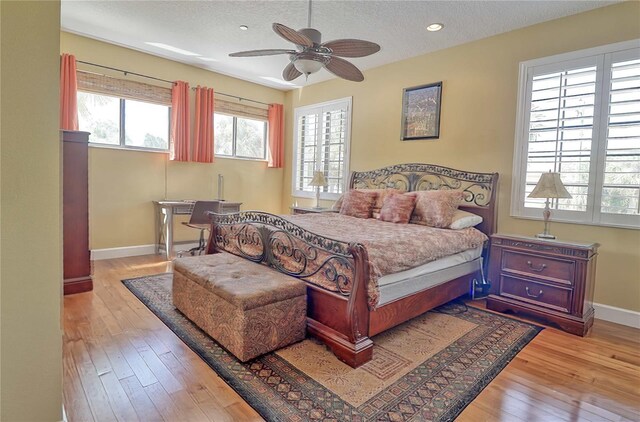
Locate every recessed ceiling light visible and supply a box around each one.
[426,23,444,32]
[197,57,218,62]
[145,42,201,56]
[239,25,249,31]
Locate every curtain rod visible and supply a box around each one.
[76,59,271,106]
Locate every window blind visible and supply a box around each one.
[77,70,172,106]
[215,98,268,121]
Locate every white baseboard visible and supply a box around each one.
[91,242,199,261]
[594,302,640,329]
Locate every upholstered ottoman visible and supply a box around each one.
[172,252,307,362]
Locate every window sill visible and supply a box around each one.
[509,213,640,231]
[293,191,341,201]
[89,143,169,154]
[214,155,268,163]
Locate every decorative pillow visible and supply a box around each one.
[369,188,403,218]
[333,188,403,215]
[378,192,416,224]
[449,209,483,230]
[407,190,465,228]
[339,189,378,218]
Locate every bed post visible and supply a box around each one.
[306,243,373,368]
[345,243,374,366]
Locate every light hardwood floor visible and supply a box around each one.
[63,255,640,421]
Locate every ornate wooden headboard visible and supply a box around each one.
[349,163,499,236]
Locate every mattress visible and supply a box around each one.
[377,245,483,305]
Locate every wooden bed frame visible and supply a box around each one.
[206,163,499,367]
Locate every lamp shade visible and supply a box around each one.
[294,58,324,75]
[528,171,572,199]
[309,171,327,187]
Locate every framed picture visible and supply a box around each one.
[401,82,442,140]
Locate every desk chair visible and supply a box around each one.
[178,201,221,257]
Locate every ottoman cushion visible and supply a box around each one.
[174,253,306,310]
[173,252,307,362]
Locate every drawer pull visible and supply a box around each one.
[525,286,543,298]
[526,260,547,272]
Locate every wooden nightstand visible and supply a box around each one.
[486,234,598,336]
[291,206,338,215]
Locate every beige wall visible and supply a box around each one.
[283,2,640,312]
[1,1,63,420]
[61,32,286,249]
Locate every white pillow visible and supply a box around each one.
[332,194,344,211]
[448,210,483,230]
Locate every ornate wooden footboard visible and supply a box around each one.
[205,211,374,366]
[207,163,499,368]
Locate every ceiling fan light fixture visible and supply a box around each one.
[426,23,444,32]
[293,58,324,75]
[239,25,249,31]
[228,0,379,83]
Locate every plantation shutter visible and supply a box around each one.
[320,107,348,194]
[513,42,640,228]
[293,98,351,197]
[600,53,640,217]
[296,108,321,193]
[524,58,598,215]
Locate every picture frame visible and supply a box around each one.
[400,81,442,140]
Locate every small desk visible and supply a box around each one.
[154,200,241,260]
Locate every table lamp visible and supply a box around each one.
[527,171,572,239]
[309,171,327,209]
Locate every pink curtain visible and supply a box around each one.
[170,81,191,161]
[267,103,284,168]
[193,86,215,163]
[60,53,78,130]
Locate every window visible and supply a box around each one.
[76,70,172,152]
[512,40,640,229]
[292,97,352,199]
[213,113,267,159]
[78,92,170,151]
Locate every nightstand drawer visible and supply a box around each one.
[502,250,574,285]
[499,275,572,313]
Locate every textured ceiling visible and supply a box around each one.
[61,0,617,90]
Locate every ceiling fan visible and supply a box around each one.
[228,0,380,82]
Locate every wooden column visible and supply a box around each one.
[62,130,93,294]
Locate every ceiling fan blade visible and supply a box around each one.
[325,57,364,82]
[322,39,381,58]
[273,23,313,48]
[282,62,302,81]
[229,49,295,57]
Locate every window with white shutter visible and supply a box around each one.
[292,98,352,199]
[512,40,640,229]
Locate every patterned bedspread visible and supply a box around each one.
[284,213,487,307]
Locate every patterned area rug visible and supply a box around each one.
[123,273,541,422]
